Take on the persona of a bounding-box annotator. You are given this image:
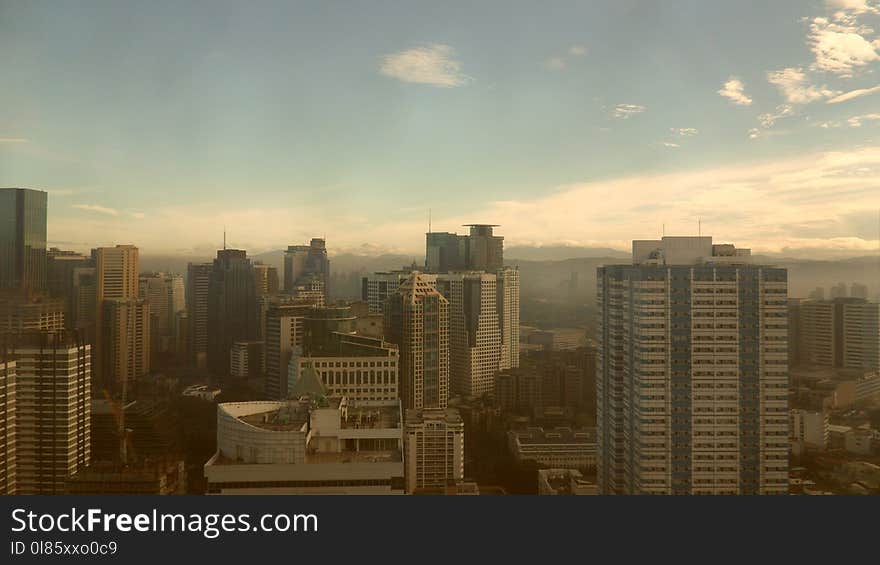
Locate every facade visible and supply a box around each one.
[361,270,423,314]
[425,224,503,273]
[0,187,48,292]
[7,333,91,494]
[597,236,789,495]
[101,299,150,391]
[790,409,829,451]
[230,340,264,380]
[497,267,520,370]
[205,397,404,494]
[798,298,880,373]
[384,273,449,410]
[207,249,258,376]
[0,295,65,337]
[252,263,279,296]
[291,333,399,402]
[265,303,315,399]
[0,356,15,494]
[508,427,597,469]
[283,239,330,298]
[46,248,93,329]
[403,408,464,494]
[139,273,185,354]
[186,262,212,369]
[95,245,140,389]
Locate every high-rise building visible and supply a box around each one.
[252,263,279,296]
[265,303,315,399]
[101,299,150,391]
[0,188,48,292]
[436,272,502,399]
[384,273,449,410]
[283,238,330,297]
[425,224,503,273]
[0,295,65,336]
[230,340,263,380]
[186,263,212,369]
[497,267,520,371]
[597,236,789,495]
[798,298,880,373]
[403,408,464,493]
[207,249,258,376]
[139,273,185,354]
[95,245,140,389]
[361,270,423,314]
[0,355,15,495]
[5,332,90,494]
[46,248,93,327]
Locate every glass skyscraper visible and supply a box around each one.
[0,188,48,292]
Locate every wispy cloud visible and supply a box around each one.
[129,211,146,219]
[612,104,646,119]
[545,45,587,70]
[826,84,880,103]
[662,142,680,148]
[767,67,839,104]
[670,128,699,137]
[379,44,469,87]
[568,45,587,56]
[847,113,880,126]
[717,77,753,106]
[72,204,119,216]
[808,15,880,77]
[0,138,29,144]
[758,104,796,129]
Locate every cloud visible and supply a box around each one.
[826,83,880,103]
[809,16,880,77]
[847,112,880,126]
[72,204,119,216]
[766,67,839,103]
[379,44,469,87]
[568,45,587,56]
[0,138,29,144]
[670,128,699,137]
[129,211,146,219]
[662,142,680,148]
[545,57,566,70]
[613,104,646,118]
[717,77,753,106]
[758,104,796,128]
[825,0,879,14]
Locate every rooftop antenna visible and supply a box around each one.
[662,223,666,237]
[223,226,226,250]
[428,208,432,233]
[698,218,702,237]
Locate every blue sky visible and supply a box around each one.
[1,0,879,256]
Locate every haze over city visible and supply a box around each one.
[2,0,879,257]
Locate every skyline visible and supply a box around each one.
[2,1,880,257]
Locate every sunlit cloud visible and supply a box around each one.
[766,67,838,104]
[72,204,119,216]
[718,77,753,106]
[612,104,646,119]
[826,84,880,103]
[379,44,469,87]
[808,16,880,77]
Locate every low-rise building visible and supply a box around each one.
[508,426,597,469]
[537,468,597,495]
[404,408,464,494]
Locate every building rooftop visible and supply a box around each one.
[512,426,597,445]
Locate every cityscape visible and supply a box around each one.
[2,1,880,498]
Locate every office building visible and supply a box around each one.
[230,340,263,380]
[187,262,212,368]
[425,224,503,273]
[207,249,258,376]
[252,263,279,297]
[384,273,449,410]
[0,188,48,292]
[46,248,93,327]
[508,427,597,469]
[798,298,880,373]
[139,273,185,354]
[361,270,424,314]
[265,303,315,399]
[101,299,150,390]
[0,294,65,337]
[790,409,829,451]
[597,236,789,495]
[95,245,140,389]
[0,356,15,494]
[497,266,520,370]
[403,408,464,493]
[283,238,330,297]
[291,332,399,402]
[538,469,598,495]
[205,396,405,494]
[6,332,90,494]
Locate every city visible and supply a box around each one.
[1,187,878,496]
[2,1,880,506]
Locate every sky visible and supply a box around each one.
[1,0,879,257]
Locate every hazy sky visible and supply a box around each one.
[2,0,879,256]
